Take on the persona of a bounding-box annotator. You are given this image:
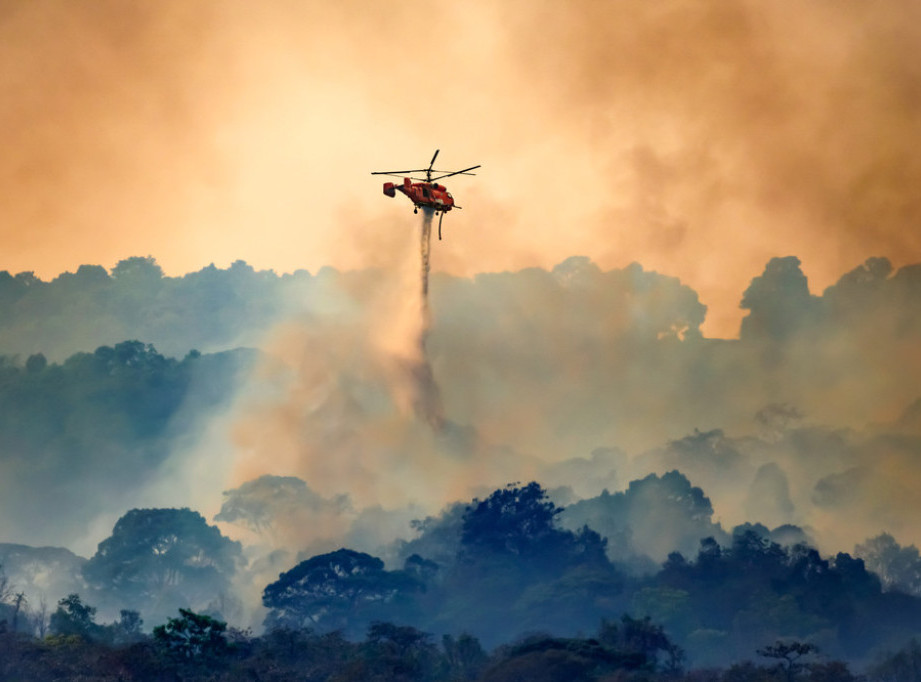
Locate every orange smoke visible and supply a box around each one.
[3,1,920,338]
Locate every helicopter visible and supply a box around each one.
[371,150,480,239]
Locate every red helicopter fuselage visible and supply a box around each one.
[382,177,456,213]
[372,150,479,238]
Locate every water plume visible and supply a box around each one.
[413,207,444,430]
[420,208,434,303]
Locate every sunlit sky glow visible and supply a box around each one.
[2,1,920,337]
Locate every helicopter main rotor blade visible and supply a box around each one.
[430,165,481,181]
[371,173,431,181]
[429,149,440,169]
[430,171,477,179]
[371,169,428,175]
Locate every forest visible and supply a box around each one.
[4,482,921,680]
[1,256,921,680]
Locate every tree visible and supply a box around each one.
[461,482,562,556]
[481,622,667,682]
[361,622,439,681]
[24,353,47,374]
[855,532,921,595]
[215,474,350,533]
[757,640,818,682]
[111,256,164,283]
[10,592,27,633]
[599,614,684,673]
[110,609,144,645]
[153,608,227,661]
[461,482,607,573]
[562,470,724,564]
[49,594,100,639]
[740,256,818,342]
[82,508,243,622]
[262,549,422,634]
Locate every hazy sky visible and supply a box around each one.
[2,0,920,336]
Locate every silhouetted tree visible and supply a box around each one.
[153,607,228,662]
[49,594,101,639]
[83,508,243,622]
[461,482,608,572]
[262,549,422,635]
[461,482,562,556]
[757,640,818,682]
[740,256,818,342]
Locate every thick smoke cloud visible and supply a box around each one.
[0,251,919,631]
[2,2,920,337]
[205,252,921,562]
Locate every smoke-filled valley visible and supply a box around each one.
[4,0,921,677]
[2,248,921,676]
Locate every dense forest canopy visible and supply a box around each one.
[1,255,920,679]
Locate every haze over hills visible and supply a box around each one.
[0,253,919,671]
[3,1,921,677]
[2,253,919,550]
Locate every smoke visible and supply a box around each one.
[3,2,920,338]
[192,247,919,565]
[216,210,532,554]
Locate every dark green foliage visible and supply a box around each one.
[49,593,101,639]
[0,342,254,548]
[0,615,868,681]
[353,622,440,681]
[262,548,423,635]
[153,608,228,661]
[481,618,682,682]
[460,482,609,571]
[423,483,622,646]
[83,508,243,624]
[461,482,563,556]
[642,530,915,666]
[397,502,467,568]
